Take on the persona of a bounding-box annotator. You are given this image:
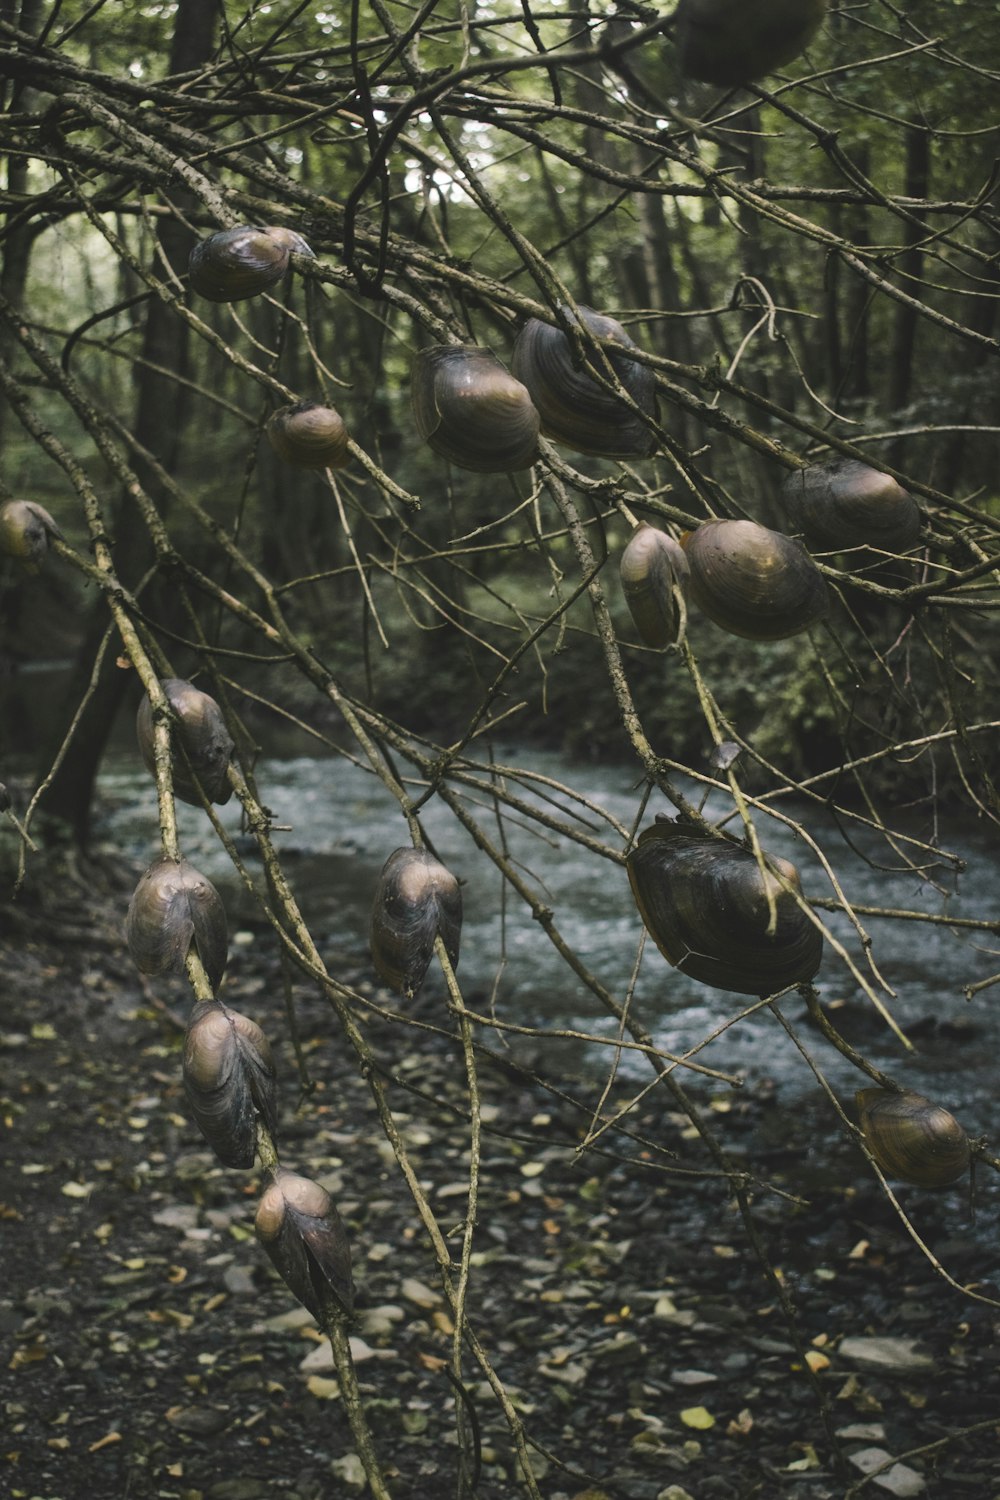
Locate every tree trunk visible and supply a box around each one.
[37,0,222,844]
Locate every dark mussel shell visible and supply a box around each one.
[125,855,228,990]
[266,401,351,471]
[627,817,822,995]
[412,345,540,472]
[675,0,827,86]
[255,1168,354,1320]
[0,499,62,574]
[856,1088,971,1189]
[370,846,462,999]
[136,677,234,806]
[780,458,921,555]
[511,306,657,459]
[681,518,828,640]
[183,1000,277,1168]
[620,523,690,648]
[188,225,313,303]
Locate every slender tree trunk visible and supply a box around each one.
[888,127,931,418]
[38,0,222,843]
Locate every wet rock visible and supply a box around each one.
[839,1337,934,1375]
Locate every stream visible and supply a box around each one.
[94,743,1000,1137]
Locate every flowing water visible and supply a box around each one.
[94,744,1000,1136]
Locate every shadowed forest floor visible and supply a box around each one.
[2,861,999,1500]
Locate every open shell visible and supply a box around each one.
[675,0,827,86]
[511,306,657,458]
[188,225,312,303]
[266,402,351,470]
[627,817,822,995]
[780,459,921,555]
[136,678,234,807]
[183,1000,277,1168]
[412,345,540,472]
[620,523,690,648]
[125,856,228,990]
[682,518,828,640]
[370,847,463,998]
[256,1169,354,1319]
[856,1088,970,1188]
[0,499,62,574]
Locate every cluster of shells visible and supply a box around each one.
[125,677,354,1321]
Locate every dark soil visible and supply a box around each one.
[2,861,999,1500]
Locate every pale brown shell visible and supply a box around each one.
[0,499,62,574]
[675,0,827,86]
[511,306,657,459]
[188,225,312,303]
[255,1168,354,1319]
[125,856,228,990]
[856,1088,970,1188]
[266,402,350,470]
[780,459,921,555]
[183,1001,277,1168]
[370,847,463,998]
[627,817,822,996]
[681,518,828,640]
[620,524,690,648]
[412,345,540,472]
[136,678,234,807]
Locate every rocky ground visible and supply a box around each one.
[2,861,1000,1500]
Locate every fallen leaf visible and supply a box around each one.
[306,1375,340,1400]
[680,1406,715,1430]
[88,1432,122,1452]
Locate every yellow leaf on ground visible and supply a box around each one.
[680,1406,715,1430]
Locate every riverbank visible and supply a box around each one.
[2,856,999,1500]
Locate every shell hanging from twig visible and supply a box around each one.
[675,0,827,86]
[188,225,313,303]
[256,1169,354,1320]
[620,523,690,648]
[125,856,228,990]
[136,678,234,806]
[512,306,658,458]
[681,518,828,640]
[266,402,351,471]
[370,847,463,998]
[183,1000,277,1168]
[627,817,822,995]
[780,459,921,555]
[856,1088,970,1188]
[0,499,62,573]
[412,344,540,472]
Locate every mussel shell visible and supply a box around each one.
[856,1088,970,1188]
[125,856,228,990]
[0,499,62,573]
[412,345,540,472]
[627,818,822,995]
[675,0,827,85]
[183,1000,277,1168]
[188,225,312,303]
[136,677,234,806]
[620,524,690,648]
[780,459,921,554]
[681,518,828,640]
[511,307,657,459]
[266,401,351,470]
[370,847,463,998]
[255,1168,354,1319]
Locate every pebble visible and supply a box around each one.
[848,1447,926,1496]
[839,1336,935,1374]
